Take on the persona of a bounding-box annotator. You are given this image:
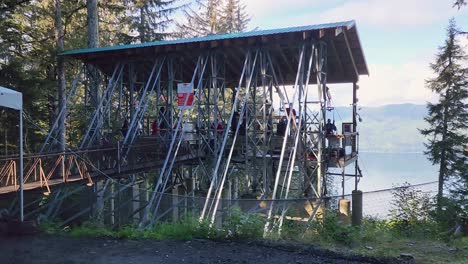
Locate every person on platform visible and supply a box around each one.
[277,116,287,136]
[325,119,337,136]
[216,121,224,135]
[121,119,129,137]
[151,119,159,135]
[231,111,240,134]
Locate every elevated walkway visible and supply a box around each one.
[0,137,204,195]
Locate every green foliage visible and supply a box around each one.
[39,209,468,263]
[388,182,435,236]
[146,217,204,240]
[69,222,114,238]
[280,219,304,240]
[124,0,184,43]
[359,217,393,243]
[0,0,184,152]
[304,211,360,246]
[38,220,60,235]
[176,0,250,38]
[429,197,466,235]
[420,19,468,206]
[224,206,264,240]
[57,216,220,241]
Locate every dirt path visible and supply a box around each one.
[1,235,395,264]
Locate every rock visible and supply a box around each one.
[400,253,414,260]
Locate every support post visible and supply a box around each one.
[353,81,359,191]
[351,190,362,226]
[19,109,23,222]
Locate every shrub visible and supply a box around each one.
[224,206,264,240]
[430,196,465,232]
[306,210,360,246]
[69,222,114,238]
[388,182,435,236]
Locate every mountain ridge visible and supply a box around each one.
[331,103,428,153]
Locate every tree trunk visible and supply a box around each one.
[55,0,66,152]
[87,0,99,48]
[139,7,146,43]
[87,0,100,140]
[437,151,446,206]
[437,92,450,209]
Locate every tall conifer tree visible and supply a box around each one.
[129,0,183,42]
[176,0,250,38]
[420,19,468,208]
[221,0,249,33]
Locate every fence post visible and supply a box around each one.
[352,190,363,226]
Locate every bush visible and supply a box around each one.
[430,196,465,233]
[388,182,435,236]
[144,216,212,240]
[69,222,114,238]
[224,206,264,240]
[306,210,360,246]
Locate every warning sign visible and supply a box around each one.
[177,83,194,109]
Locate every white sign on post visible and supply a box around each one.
[177,83,194,109]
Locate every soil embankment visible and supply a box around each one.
[0,235,399,264]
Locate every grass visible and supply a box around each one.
[293,214,467,263]
[351,237,468,264]
[39,211,468,263]
[39,210,264,242]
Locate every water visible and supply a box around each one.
[327,152,438,217]
[358,152,438,191]
[331,152,439,194]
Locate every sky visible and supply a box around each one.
[239,0,468,106]
[174,0,468,106]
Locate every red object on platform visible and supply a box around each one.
[178,92,194,107]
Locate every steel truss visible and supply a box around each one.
[1,36,344,231]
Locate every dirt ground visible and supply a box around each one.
[0,235,399,264]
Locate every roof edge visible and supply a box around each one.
[60,20,356,57]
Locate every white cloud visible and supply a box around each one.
[170,1,466,107]
[241,0,322,20]
[327,55,438,107]
[242,0,467,30]
[316,0,463,28]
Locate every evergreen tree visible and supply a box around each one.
[221,0,249,33]
[176,0,223,38]
[127,0,183,42]
[454,0,466,9]
[420,19,468,209]
[176,0,250,38]
[55,0,66,152]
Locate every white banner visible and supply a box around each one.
[177,83,194,109]
[0,86,22,111]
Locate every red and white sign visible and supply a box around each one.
[177,83,194,109]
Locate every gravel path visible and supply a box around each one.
[1,235,396,264]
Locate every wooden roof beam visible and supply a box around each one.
[330,37,345,79]
[342,27,359,82]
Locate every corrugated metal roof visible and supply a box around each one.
[60,20,356,56]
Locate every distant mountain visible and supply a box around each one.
[333,104,428,153]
